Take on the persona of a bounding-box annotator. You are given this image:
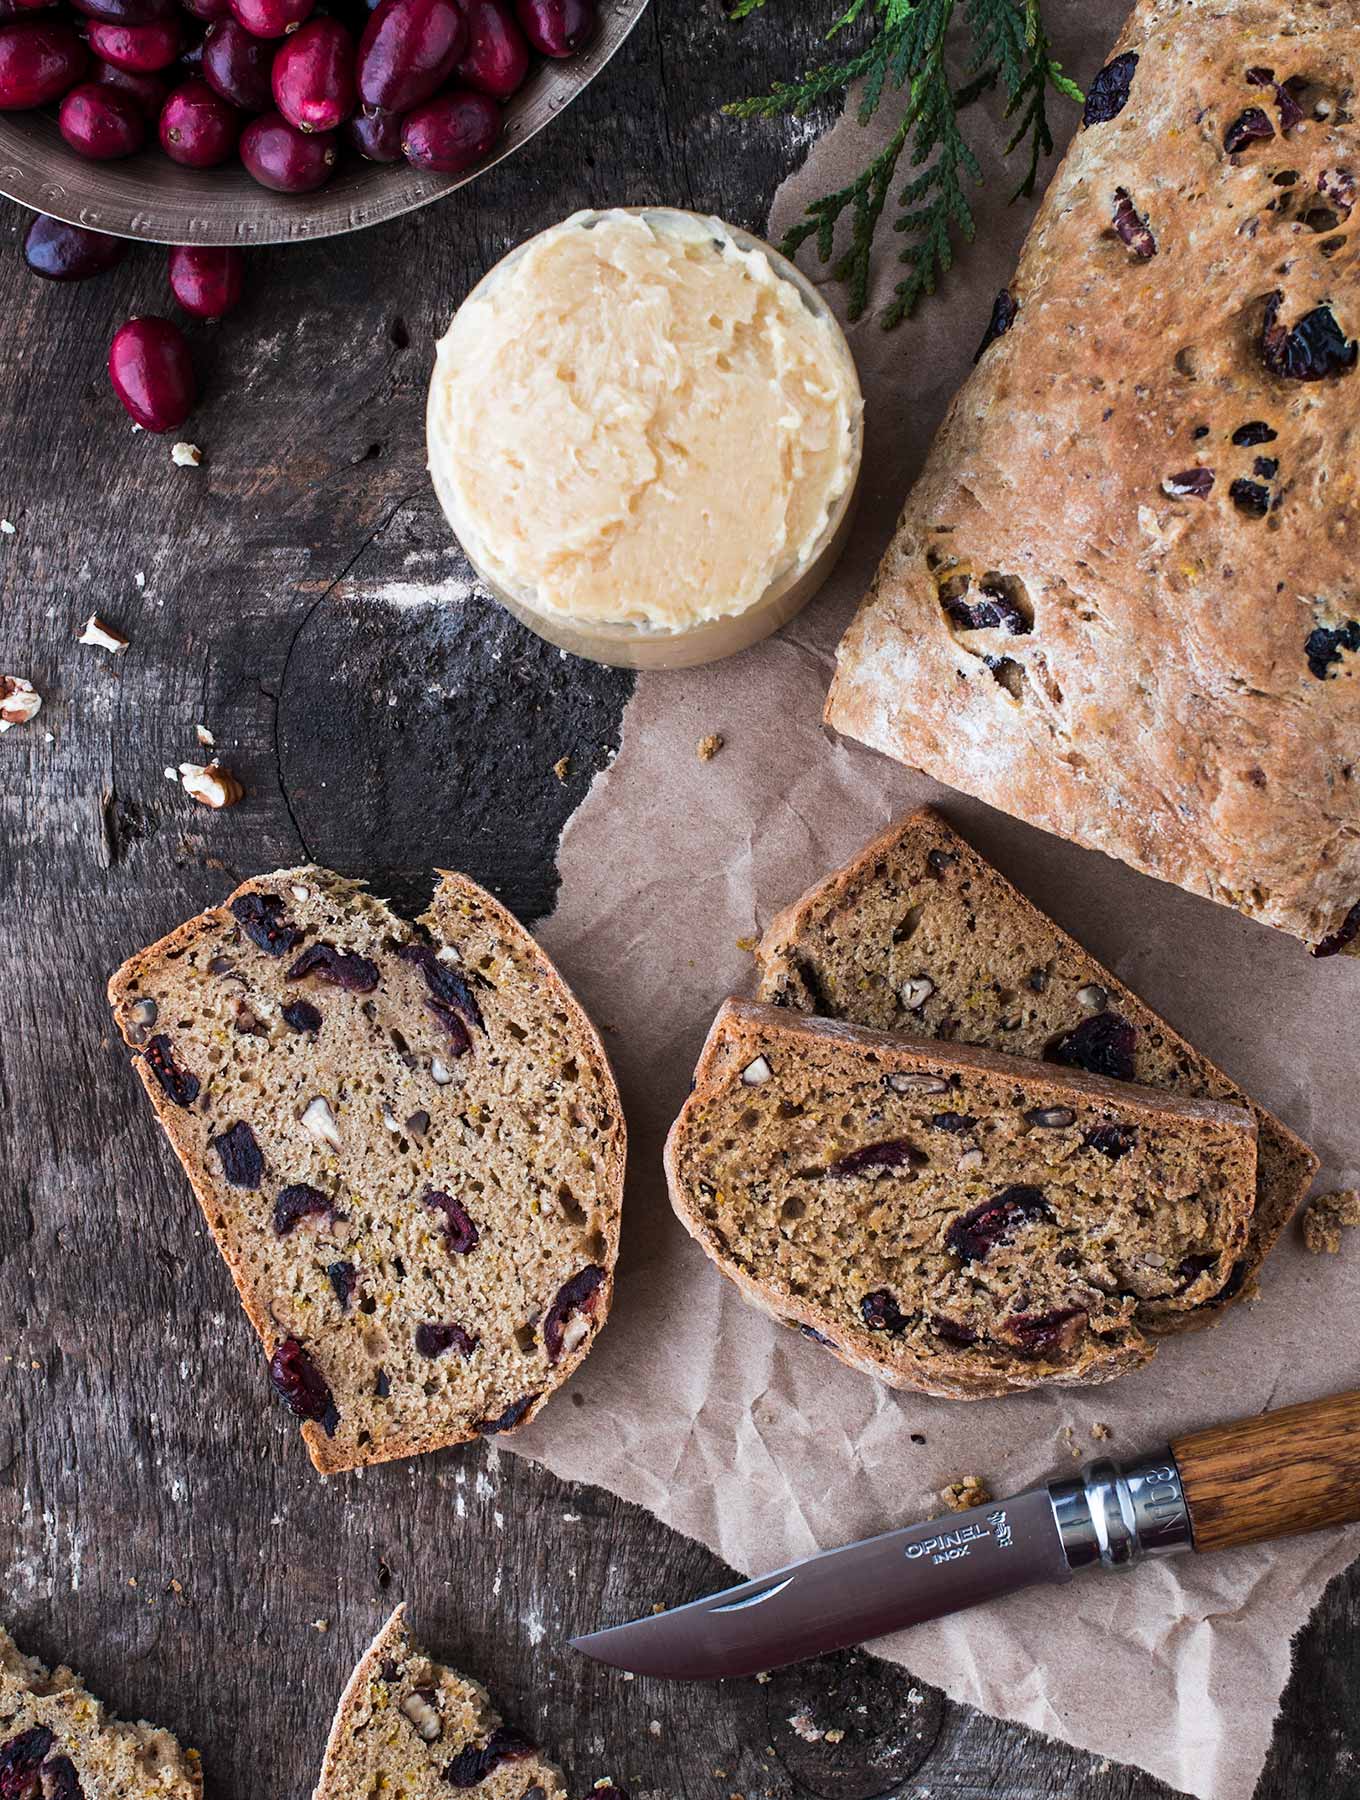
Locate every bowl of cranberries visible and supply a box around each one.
[0,0,646,243]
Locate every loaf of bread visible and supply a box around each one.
[108,866,625,1473]
[756,806,1316,1322]
[0,1625,202,1797]
[314,1606,567,1800]
[826,0,1360,957]
[666,999,1259,1398]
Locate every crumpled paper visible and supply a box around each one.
[501,4,1360,1793]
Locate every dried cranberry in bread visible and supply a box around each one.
[666,999,1258,1399]
[755,806,1316,1323]
[0,1625,202,1798]
[313,1606,567,1800]
[107,865,625,1473]
[826,0,1360,957]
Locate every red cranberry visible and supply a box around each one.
[168,243,244,317]
[513,0,592,57]
[268,1335,337,1429]
[201,15,270,107]
[456,0,527,97]
[108,315,195,431]
[87,16,179,67]
[0,20,87,108]
[59,79,146,155]
[179,0,231,19]
[176,30,205,73]
[239,109,336,188]
[344,101,400,159]
[72,0,177,23]
[94,56,170,113]
[227,0,313,38]
[357,0,465,113]
[159,76,240,163]
[271,14,353,131]
[24,211,126,279]
[401,85,498,172]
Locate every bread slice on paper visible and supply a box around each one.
[666,998,1259,1400]
[108,865,625,1474]
[756,806,1316,1324]
[312,1605,566,1800]
[824,0,1360,957]
[0,1625,202,1798]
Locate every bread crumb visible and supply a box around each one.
[735,935,759,954]
[940,1475,992,1511]
[1061,1424,1081,1461]
[697,732,724,761]
[647,1721,662,1738]
[754,1671,770,1684]
[1091,1420,1113,1441]
[312,1618,330,1632]
[552,755,571,783]
[171,442,202,468]
[1302,1189,1360,1255]
[824,1728,845,1744]
[788,1712,823,1744]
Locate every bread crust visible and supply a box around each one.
[312,1604,567,1800]
[666,997,1259,1400]
[826,0,1360,954]
[755,805,1317,1325]
[107,866,626,1474]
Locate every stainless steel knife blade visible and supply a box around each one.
[570,1484,1072,1680]
[570,1449,1198,1680]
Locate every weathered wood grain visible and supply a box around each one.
[0,3,1355,1799]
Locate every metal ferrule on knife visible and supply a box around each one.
[1048,1450,1193,1570]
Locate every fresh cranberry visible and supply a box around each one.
[344,102,400,159]
[240,109,337,189]
[946,1186,1053,1263]
[168,243,244,318]
[272,14,353,131]
[513,0,592,57]
[456,0,527,96]
[268,1336,337,1430]
[201,16,271,106]
[59,77,145,154]
[159,76,241,165]
[23,212,126,279]
[0,21,88,107]
[231,889,303,954]
[93,56,170,114]
[227,0,313,37]
[286,940,378,992]
[357,0,464,112]
[543,1264,605,1361]
[179,0,231,20]
[109,316,196,431]
[87,16,179,68]
[71,0,177,23]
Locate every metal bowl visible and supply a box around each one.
[0,0,648,245]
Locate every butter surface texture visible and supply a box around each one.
[427,210,861,633]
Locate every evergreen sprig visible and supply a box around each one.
[726,0,1082,327]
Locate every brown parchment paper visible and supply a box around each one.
[500,5,1360,1793]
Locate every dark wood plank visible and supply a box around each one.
[0,4,1354,1799]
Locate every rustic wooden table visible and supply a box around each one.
[0,3,1356,1797]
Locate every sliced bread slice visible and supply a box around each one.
[313,1606,566,1800]
[0,1625,202,1797]
[666,999,1259,1399]
[108,865,625,1473]
[756,806,1316,1326]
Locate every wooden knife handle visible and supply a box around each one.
[1172,1390,1360,1553]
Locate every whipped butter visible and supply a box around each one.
[426,208,863,667]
